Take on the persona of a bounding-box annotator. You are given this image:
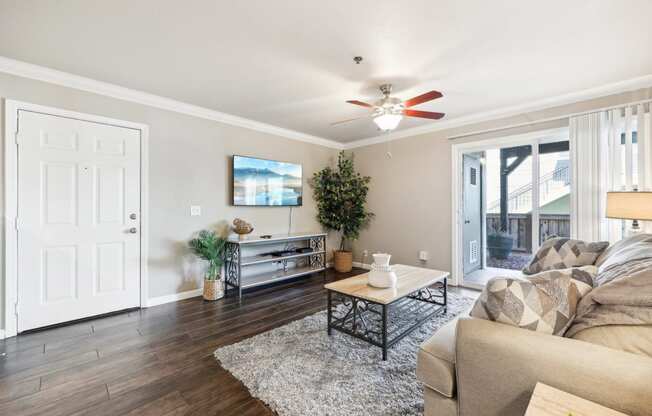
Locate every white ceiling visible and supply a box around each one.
[1,0,651,143]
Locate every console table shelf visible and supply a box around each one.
[241,265,326,289]
[241,250,326,266]
[224,232,327,300]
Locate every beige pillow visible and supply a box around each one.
[470,266,596,335]
[522,237,608,275]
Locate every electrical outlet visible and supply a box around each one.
[418,250,428,261]
[190,205,201,216]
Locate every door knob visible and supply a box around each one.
[464,220,471,224]
[129,227,138,234]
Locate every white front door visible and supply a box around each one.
[17,110,141,332]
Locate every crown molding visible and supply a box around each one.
[343,73,652,149]
[0,56,344,150]
[3,55,650,152]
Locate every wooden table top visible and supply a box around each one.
[324,264,449,305]
[525,383,627,416]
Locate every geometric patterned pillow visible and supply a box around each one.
[470,266,597,336]
[522,237,609,275]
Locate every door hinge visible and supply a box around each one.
[14,302,19,316]
[14,217,19,230]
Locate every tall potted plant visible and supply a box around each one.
[311,151,374,272]
[189,230,227,301]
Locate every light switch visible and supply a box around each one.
[190,205,201,216]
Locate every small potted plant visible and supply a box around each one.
[311,151,374,272]
[189,230,227,301]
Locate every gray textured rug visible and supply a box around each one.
[214,293,473,416]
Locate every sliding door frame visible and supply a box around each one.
[451,127,570,288]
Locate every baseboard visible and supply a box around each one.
[0,329,5,340]
[146,263,366,307]
[146,288,203,307]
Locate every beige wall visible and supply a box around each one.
[2,70,651,333]
[0,72,339,331]
[350,87,652,280]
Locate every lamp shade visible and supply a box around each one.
[373,113,402,131]
[606,192,652,220]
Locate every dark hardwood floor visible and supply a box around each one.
[0,268,476,416]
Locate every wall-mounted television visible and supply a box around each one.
[232,155,303,206]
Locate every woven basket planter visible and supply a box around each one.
[333,250,353,273]
[203,278,225,301]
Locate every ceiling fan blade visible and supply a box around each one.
[403,90,443,108]
[330,116,369,126]
[346,100,374,108]
[402,109,445,120]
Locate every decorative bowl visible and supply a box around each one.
[233,225,254,235]
[232,218,253,236]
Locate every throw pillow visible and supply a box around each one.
[470,266,597,335]
[522,237,609,275]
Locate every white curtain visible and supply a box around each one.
[570,112,607,241]
[570,102,652,242]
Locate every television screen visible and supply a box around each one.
[232,155,303,206]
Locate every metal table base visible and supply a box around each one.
[327,279,447,360]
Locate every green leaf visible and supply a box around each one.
[188,230,227,278]
[309,151,374,250]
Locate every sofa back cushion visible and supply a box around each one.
[470,266,596,335]
[595,233,652,268]
[571,325,652,358]
[522,237,608,275]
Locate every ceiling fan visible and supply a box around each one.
[333,84,445,131]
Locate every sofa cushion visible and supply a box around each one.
[595,233,652,268]
[417,317,458,398]
[470,266,596,335]
[571,325,652,358]
[522,237,608,275]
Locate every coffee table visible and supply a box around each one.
[325,264,449,360]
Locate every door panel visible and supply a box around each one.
[42,162,78,225]
[95,165,125,224]
[463,155,482,275]
[40,129,79,151]
[42,246,78,302]
[17,110,141,332]
[94,242,126,294]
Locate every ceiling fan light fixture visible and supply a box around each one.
[338,84,444,130]
[373,112,402,131]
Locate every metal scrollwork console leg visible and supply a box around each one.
[224,242,241,300]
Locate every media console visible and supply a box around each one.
[224,232,327,301]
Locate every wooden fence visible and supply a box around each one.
[486,213,570,252]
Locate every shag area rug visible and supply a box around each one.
[214,293,474,416]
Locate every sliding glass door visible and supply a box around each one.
[460,132,571,287]
[538,141,571,242]
[485,144,534,272]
